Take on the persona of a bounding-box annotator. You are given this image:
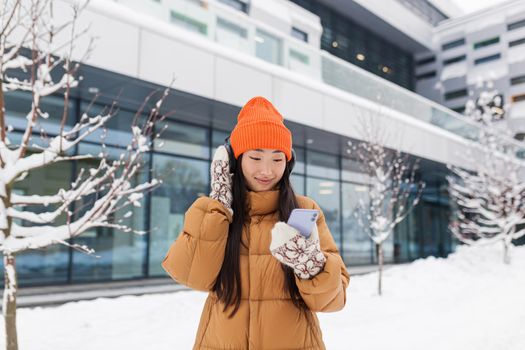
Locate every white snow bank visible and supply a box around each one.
[1,244,524,350]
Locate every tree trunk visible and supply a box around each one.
[0,78,6,142]
[377,242,384,296]
[3,254,18,350]
[503,239,511,265]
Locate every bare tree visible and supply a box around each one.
[0,1,167,349]
[447,89,525,264]
[351,114,425,296]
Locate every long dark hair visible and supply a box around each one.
[211,154,309,318]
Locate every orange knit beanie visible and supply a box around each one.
[230,96,292,160]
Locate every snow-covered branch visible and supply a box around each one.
[0,0,171,254]
[0,1,171,347]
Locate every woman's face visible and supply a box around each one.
[241,149,287,192]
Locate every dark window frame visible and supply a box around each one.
[442,38,465,51]
[416,71,436,80]
[291,27,309,42]
[509,37,525,47]
[511,75,525,86]
[473,36,499,49]
[416,56,436,66]
[508,19,525,31]
[474,53,501,65]
[444,88,468,100]
[443,55,466,66]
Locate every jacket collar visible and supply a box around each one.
[246,189,280,216]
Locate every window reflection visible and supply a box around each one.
[71,143,149,281]
[81,102,149,148]
[342,182,373,265]
[292,147,305,175]
[307,178,341,250]
[4,91,75,147]
[306,150,339,179]
[155,120,209,159]
[148,154,209,276]
[10,160,73,285]
[291,174,305,196]
[255,29,283,65]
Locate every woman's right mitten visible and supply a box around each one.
[209,145,233,216]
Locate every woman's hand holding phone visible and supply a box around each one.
[286,209,319,238]
[269,209,326,279]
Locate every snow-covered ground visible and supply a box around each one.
[2,244,524,350]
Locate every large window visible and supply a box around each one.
[342,182,373,264]
[148,154,209,276]
[4,91,75,136]
[71,143,149,282]
[155,120,210,159]
[81,102,144,147]
[307,178,341,250]
[11,160,74,285]
[306,150,339,179]
[306,151,340,249]
[394,205,420,262]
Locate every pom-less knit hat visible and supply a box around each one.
[230,96,292,160]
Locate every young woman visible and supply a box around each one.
[162,96,350,350]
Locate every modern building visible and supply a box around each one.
[413,0,525,141]
[3,0,522,288]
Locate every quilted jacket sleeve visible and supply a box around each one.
[295,199,350,313]
[161,196,232,292]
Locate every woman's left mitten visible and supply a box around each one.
[270,222,326,279]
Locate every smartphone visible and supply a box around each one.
[287,209,319,238]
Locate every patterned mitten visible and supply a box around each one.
[209,146,233,216]
[270,222,326,279]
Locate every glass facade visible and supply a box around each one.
[290,0,415,90]
[1,83,454,288]
[70,143,149,282]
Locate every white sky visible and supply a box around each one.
[453,0,510,14]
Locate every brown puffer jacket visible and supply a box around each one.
[162,189,350,350]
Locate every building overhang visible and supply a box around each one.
[316,0,434,53]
